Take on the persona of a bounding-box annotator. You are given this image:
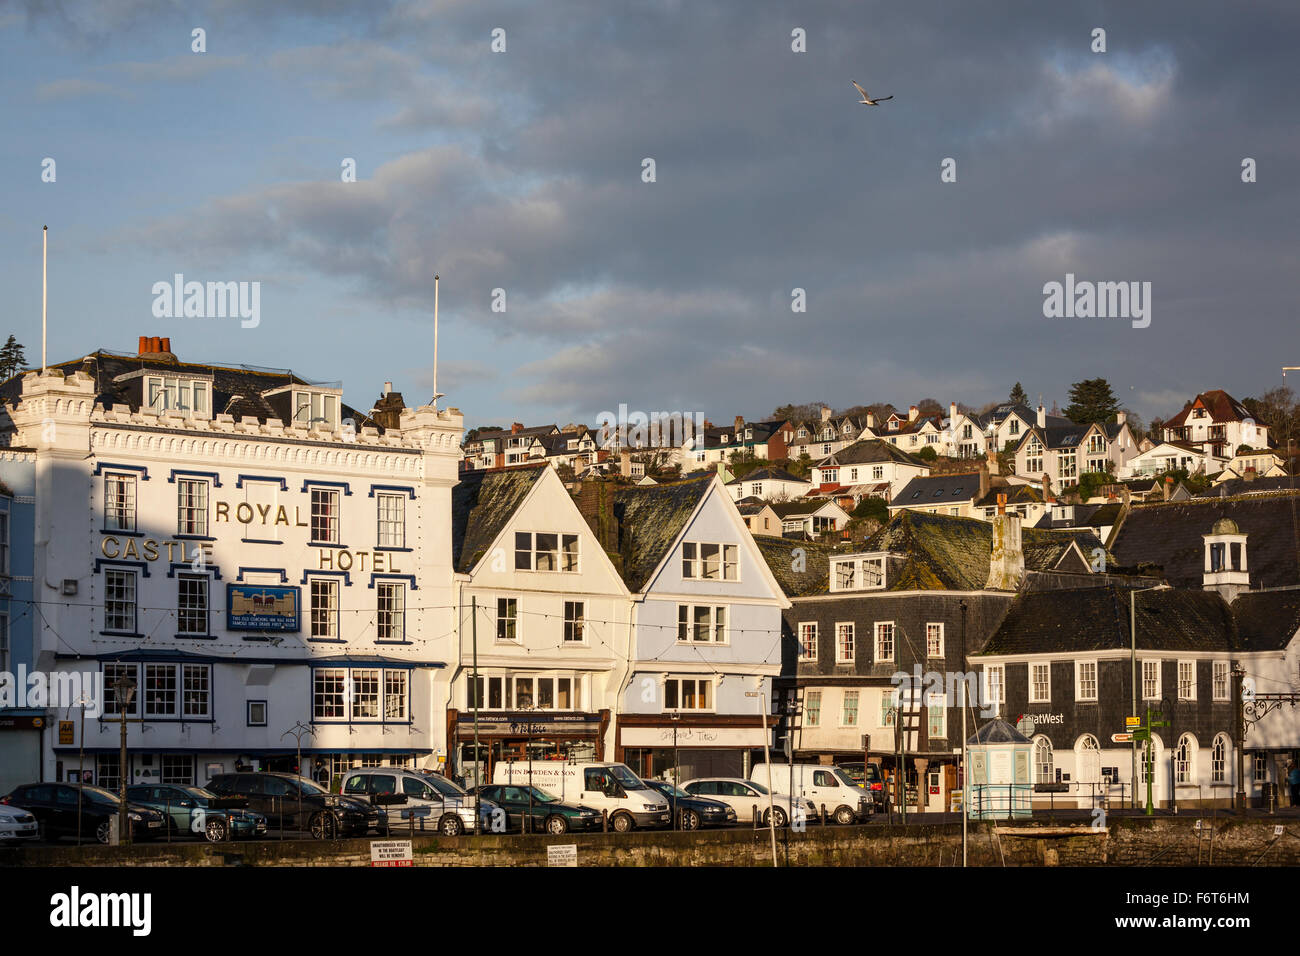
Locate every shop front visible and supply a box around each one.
[617,713,775,784]
[447,708,610,788]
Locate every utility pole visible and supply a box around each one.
[1129,586,1163,809]
[471,597,481,831]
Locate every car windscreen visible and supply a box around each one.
[608,765,647,789]
[83,787,121,806]
[526,787,560,803]
[293,777,327,796]
[832,769,859,788]
[425,775,468,797]
[652,781,688,798]
[748,780,771,795]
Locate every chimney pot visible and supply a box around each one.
[997,492,1007,515]
[160,337,171,353]
[138,336,149,354]
[383,382,392,395]
[151,336,162,353]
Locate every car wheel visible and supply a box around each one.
[95,820,113,845]
[545,815,569,835]
[204,818,228,842]
[611,811,635,833]
[767,807,788,828]
[680,809,701,831]
[835,806,856,826]
[309,812,337,840]
[439,813,465,837]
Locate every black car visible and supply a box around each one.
[2,783,166,844]
[468,785,604,834]
[207,772,381,838]
[646,780,738,830]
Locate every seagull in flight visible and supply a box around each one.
[852,80,893,106]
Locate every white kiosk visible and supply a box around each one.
[966,719,1033,820]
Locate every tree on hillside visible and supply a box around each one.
[0,336,27,381]
[915,398,944,420]
[1243,387,1299,449]
[1063,378,1120,426]
[770,403,826,423]
[1009,382,1028,405]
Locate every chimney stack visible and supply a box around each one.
[866,412,875,430]
[908,405,919,422]
[1036,404,1046,428]
[986,446,1000,476]
[620,447,632,478]
[1163,476,1173,501]
[383,381,392,395]
[949,401,958,424]
[371,388,406,430]
[820,405,832,423]
[137,335,176,362]
[1116,410,1126,425]
[511,422,524,435]
[985,511,1025,590]
[996,492,1007,515]
[734,415,744,433]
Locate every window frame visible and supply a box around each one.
[874,621,894,664]
[797,622,817,662]
[376,581,406,643]
[1029,662,1051,704]
[835,622,855,664]
[926,622,944,659]
[104,568,138,634]
[104,472,137,533]
[376,493,406,549]
[1075,660,1098,702]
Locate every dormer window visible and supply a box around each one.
[145,375,210,419]
[830,554,886,592]
[293,390,340,430]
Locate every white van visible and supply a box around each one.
[492,761,671,832]
[751,763,871,825]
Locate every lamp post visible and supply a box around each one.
[746,687,778,868]
[112,673,137,843]
[1130,585,1165,809]
[670,711,680,829]
[66,694,92,846]
[282,722,314,830]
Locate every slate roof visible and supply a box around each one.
[968,719,1032,745]
[770,499,839,518]
[891,473,983,507]
[1232,589,1300,651]
[611,474,713,592]
[819,439,927,468]
[450,465,549,573]
[754,536,846,597]
[978,586,1237,656]
[1198,477,1299,498]
[861,510,1101,591]
[975,483,1044,510]
[2,349,381,430]
[725,466,807,486]
[1110,493,1300,589]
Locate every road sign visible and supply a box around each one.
[1111,733,1133,743]
[370,840,413,867]
[1125,716,1141,728]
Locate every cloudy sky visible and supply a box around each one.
[1,0,1296,431]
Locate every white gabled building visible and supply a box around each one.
[445,465,633,784]
[2,338,462,790]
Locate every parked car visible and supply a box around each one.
[468,785,603,834]
[126,784,267,842]
[340,768,496,836]
[0,803,40,843]
[751,763,871,824]
[835,762,891,812]
[492,761,670,832]
[207,772,381,839]
[679,777,815,827]
[645,780,736,830]
[1,783,165,844]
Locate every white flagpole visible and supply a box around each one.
[42,225,48,373]
[433,273,439,406]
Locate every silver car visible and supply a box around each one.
[341,769,497,836]
[680,777,816,827]
[0,804,39,843]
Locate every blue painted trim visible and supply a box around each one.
[168,469,223,487]
[93,463,150,481]
[166,562,222,581]
[368,573,418,591]
[95,558,150,578]
[302,569,351,586]
[302,480,352,496]
[235,474,288,490]
[368,484,416,499]
[236,567,288,583]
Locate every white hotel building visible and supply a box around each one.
[0,337,462,791]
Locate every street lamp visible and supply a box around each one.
[112,673,137,843]
[282,722,314,831]
[745,687,778,868]
[65,693,93,846]
[1130,585,1166,809]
